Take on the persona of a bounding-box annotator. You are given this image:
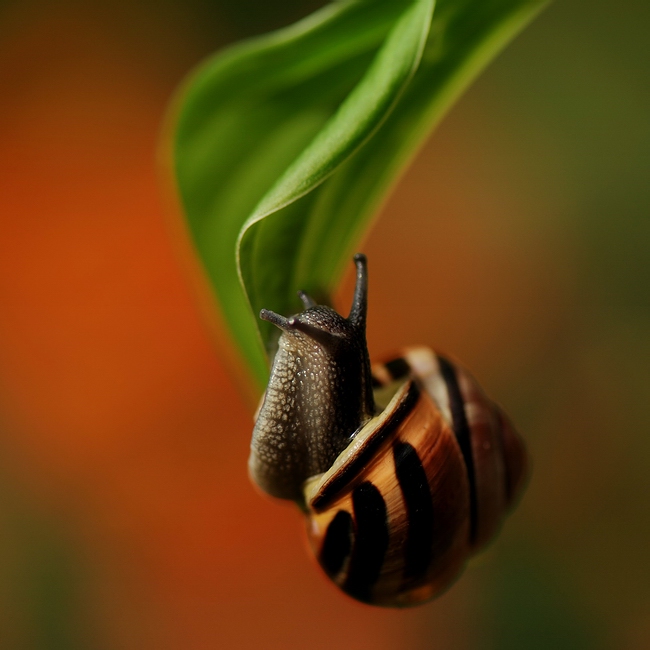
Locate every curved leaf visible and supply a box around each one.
[172,0,547,391]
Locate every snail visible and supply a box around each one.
[249,254,528,607]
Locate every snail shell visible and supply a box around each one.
[249,254,527,607]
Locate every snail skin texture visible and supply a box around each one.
[249,254,528,607]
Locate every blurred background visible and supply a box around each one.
[0,0,648,647]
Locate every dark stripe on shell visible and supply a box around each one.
[437,355,478,543]
[343,482,389,603]
[319,510,353,578]
[393,441,434,582]
[384,357,411,381]
[310,381,421,512]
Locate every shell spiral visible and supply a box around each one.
[303,346,527,606]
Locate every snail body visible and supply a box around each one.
[249,255,527,607]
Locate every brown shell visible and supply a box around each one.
[302,346,528,607]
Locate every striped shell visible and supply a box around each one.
[249,254,528,607]
[303,346,527,607]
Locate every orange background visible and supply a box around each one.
[1,1,649,648]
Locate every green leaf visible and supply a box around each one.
[172,0,547,391]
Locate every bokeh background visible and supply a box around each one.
[1,0,648,648]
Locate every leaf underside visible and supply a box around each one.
[172,0,547,391]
